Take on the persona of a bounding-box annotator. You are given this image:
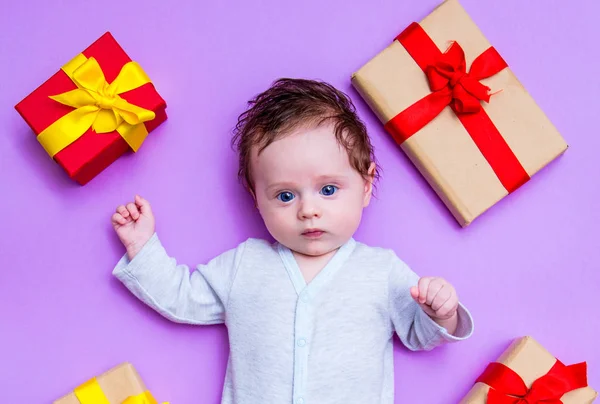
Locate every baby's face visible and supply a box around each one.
[251,124,374,257]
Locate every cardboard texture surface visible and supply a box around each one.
[54,362,147,404]
[351,0,568,226]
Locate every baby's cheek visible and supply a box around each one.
[337,202,363,233]
[265,209,294,234]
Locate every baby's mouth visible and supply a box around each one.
[302,229,325,239]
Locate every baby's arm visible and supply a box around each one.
[387,252,473,351]
[111,196,244,325]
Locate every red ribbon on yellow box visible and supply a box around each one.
[36,53,156,158]
[74,377,168,404]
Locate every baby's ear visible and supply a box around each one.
[363,162,377,207]
[367,161,377,179]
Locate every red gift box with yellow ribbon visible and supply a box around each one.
[460,336,596,403]
[351,0,568,227]
[54,362,167,404]
[15,32,167,185]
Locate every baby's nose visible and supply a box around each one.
[298,200,321,219]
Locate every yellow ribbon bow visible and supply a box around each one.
[37,53,156,158]
[74,377,168,404]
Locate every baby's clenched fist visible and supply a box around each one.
[410,276,459,321]
[111,195,155,260]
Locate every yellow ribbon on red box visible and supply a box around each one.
[37,53,156,158]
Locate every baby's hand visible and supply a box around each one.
[111,195,155,260]
[410,277,459,321]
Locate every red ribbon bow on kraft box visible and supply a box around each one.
[459,337,597,403]
[351,0,568,227]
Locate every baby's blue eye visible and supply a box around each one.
[320,185,338,196]
[277,191,295,203]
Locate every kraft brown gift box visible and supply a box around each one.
[460,336,597,403]
[54,362,151,404]
[351,0,568,227]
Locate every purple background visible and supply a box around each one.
[1,0,598,402]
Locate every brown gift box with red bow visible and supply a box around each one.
[351,0,568,227]
[460,336,596,403]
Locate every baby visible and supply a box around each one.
[111,78,473,403]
